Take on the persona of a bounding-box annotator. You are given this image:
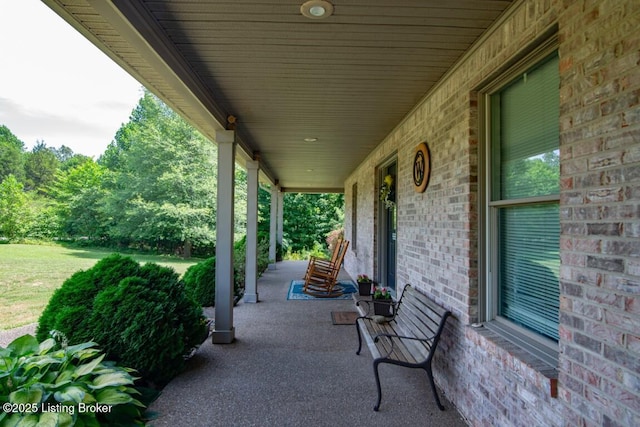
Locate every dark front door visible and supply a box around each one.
[382,162,397,292]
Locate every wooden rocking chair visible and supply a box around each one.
[303,237,344,283]
[303,239,350,297]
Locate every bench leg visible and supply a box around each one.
[425,365,445,411]
[355,320,363,355]
[373,359,383,411]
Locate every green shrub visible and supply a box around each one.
[0,333,150,426]
[285,241,328,260]
[233,235,270,292]
[257,237,271,273]
[91,270,206,386]
[182,256,216,307]
[36,254,140,343]
[184,235,270,307]
[233,237,247,296]
[36,255,207,387]
[276,241,284,261]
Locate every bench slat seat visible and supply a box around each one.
[355,284,451,411]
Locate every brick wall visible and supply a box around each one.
[343,0,640,425]
[558,0,640,426]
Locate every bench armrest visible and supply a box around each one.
[373,333,434,360]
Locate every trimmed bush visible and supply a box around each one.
[182,256,216,307]
[36,254,140,344]
[183,235,270,307]
[233,235,270,292]
[36,254,207,387]
[233,237,247,296]
[91,265,207,386]
[257,237,271,273]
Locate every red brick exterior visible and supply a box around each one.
[344,1,640,425]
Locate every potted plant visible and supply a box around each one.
[357,274,374,296]
[373,285,393,316]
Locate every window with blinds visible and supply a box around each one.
[489,52,560,342]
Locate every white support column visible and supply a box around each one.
[212,130,235,344]
[268,185,278,269]
[277,191,284,253]
[244,160,259,303]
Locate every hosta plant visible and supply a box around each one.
[0,332,148,426]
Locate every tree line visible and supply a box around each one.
[0,89,343,257]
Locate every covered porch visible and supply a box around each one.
[150,260,467,426]
[39,1,640,424]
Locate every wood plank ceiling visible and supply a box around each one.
[45,0,513,192]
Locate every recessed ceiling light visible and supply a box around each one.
[304,137,318,142]
[300,1,334,20]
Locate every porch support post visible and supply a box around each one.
[268,184,278,269]
[212,130,235,344]
[277,191,284,253]
[244,159,259,303]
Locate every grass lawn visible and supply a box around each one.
[0,243,202,330]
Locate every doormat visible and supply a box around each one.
[287,280,357,300]
[331,311,360,325]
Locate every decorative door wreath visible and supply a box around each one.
[413,142,431,193]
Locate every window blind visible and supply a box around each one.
[494,53,560,200]
[491,51,561,342]
[499,204,560,341]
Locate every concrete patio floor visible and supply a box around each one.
[149,260,468,427]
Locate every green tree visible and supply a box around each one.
[0,125,25,183]
[26,198,62,240]
[51,144,74,163]
[283,192,344,253]
[103,90,217,254]
[235,168,248,240]
[503,150,559,198]
[58,149,93,172]
[99,111,138,170]
[47,159,108,238]
[0,175,30,239]
[24,141,60,193]
[257,183,272,238]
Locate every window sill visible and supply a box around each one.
[467,323,558,398]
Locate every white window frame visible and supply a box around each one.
[478,36,560,366]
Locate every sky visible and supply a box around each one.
[0,0,143,158]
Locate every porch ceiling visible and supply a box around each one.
[44,0,513,192]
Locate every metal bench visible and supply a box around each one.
[355,284,452,411]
